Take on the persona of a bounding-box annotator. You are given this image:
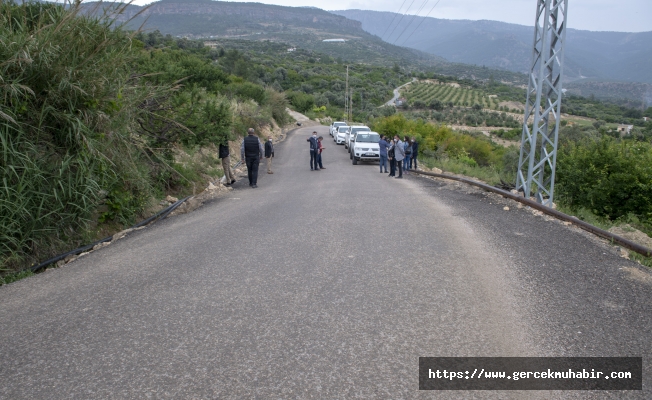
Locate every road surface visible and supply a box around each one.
[384,78,415,106]
[1,126,650,398]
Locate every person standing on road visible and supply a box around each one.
[411,136,418,170]
[378,135,389,173]
[219,142,236,186]
[388,138,396,177]
[265,136,274,174]
[307,131,320,171]
[403,136,412,172]
[240,128,264,188]
[394,135,405,179]
[317,136,326,169]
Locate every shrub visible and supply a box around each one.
[287,91,315,113]
[266,89,290,126]
[413,100,426,109]
[227,81,267,104]
[172,88,233,146]
[429,99,444,111]
[371,114,504,168]
[556,137,652,221]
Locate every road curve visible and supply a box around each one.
[384,78,415,106]
[0,126,650,398]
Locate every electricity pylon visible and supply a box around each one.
[516,0,569,207]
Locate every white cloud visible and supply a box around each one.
[130,0,652,32]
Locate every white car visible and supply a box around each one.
[335,126,350,144]
[330,121,347,137]
[346,125,370,151]
[351,132,381,165]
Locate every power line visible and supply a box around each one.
[392,0,430,45]
[385,0,417,43]
[399,0,443,47]
[380,0,409,41]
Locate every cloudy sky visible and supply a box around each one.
[132,0,651,32]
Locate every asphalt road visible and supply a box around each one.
[384,78,415,106]
[1,126,651,398]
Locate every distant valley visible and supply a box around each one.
[333,10,652,85]
[83,0,651,104]
[84,0,526,83]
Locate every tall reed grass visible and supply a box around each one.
[0,1,157,270]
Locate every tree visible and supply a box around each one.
[287,92,315,113]
[428,99,443,111]
[645,107,652,118]
[413,100,426,109]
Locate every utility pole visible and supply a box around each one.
[516,0,569,207]
[345,65,349,123]
[349,89,353,122]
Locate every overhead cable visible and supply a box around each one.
[392,0,431,44]
[385,0,418,43]
[400,0,443,47]
[380,0,409,41]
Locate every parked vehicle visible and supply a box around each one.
[335,126,350,145]
[345,125,370,151]
[351,132,381,165]
[330,121,347,137]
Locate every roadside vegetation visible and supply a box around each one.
[370,112,652,245]
[0,1,289,276]
[371,114,517,185]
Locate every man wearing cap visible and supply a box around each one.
[307,131,320,171]
[240,128,264,188]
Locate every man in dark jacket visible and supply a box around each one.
[378,135,389,173]
[240,128,264,188]
[264,136,274,174]
[219,142,236,185]
[411,137,419,170]
[307,131,320,171]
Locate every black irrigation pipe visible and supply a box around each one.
[26,196,191,274]
[411,169,652,258]
[24,128,294,276]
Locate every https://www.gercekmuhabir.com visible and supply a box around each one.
[419,357,642,390]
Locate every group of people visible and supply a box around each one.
[218,128,275,189]
[220,128,418,187]
[307,131,326,171]
[378,136,418,179]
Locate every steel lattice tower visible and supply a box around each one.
[516,0,569,207]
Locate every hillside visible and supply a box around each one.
[85,0,438,68]
[564,80,652,108]
[80,0,526,83]
[333,10,652,85]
